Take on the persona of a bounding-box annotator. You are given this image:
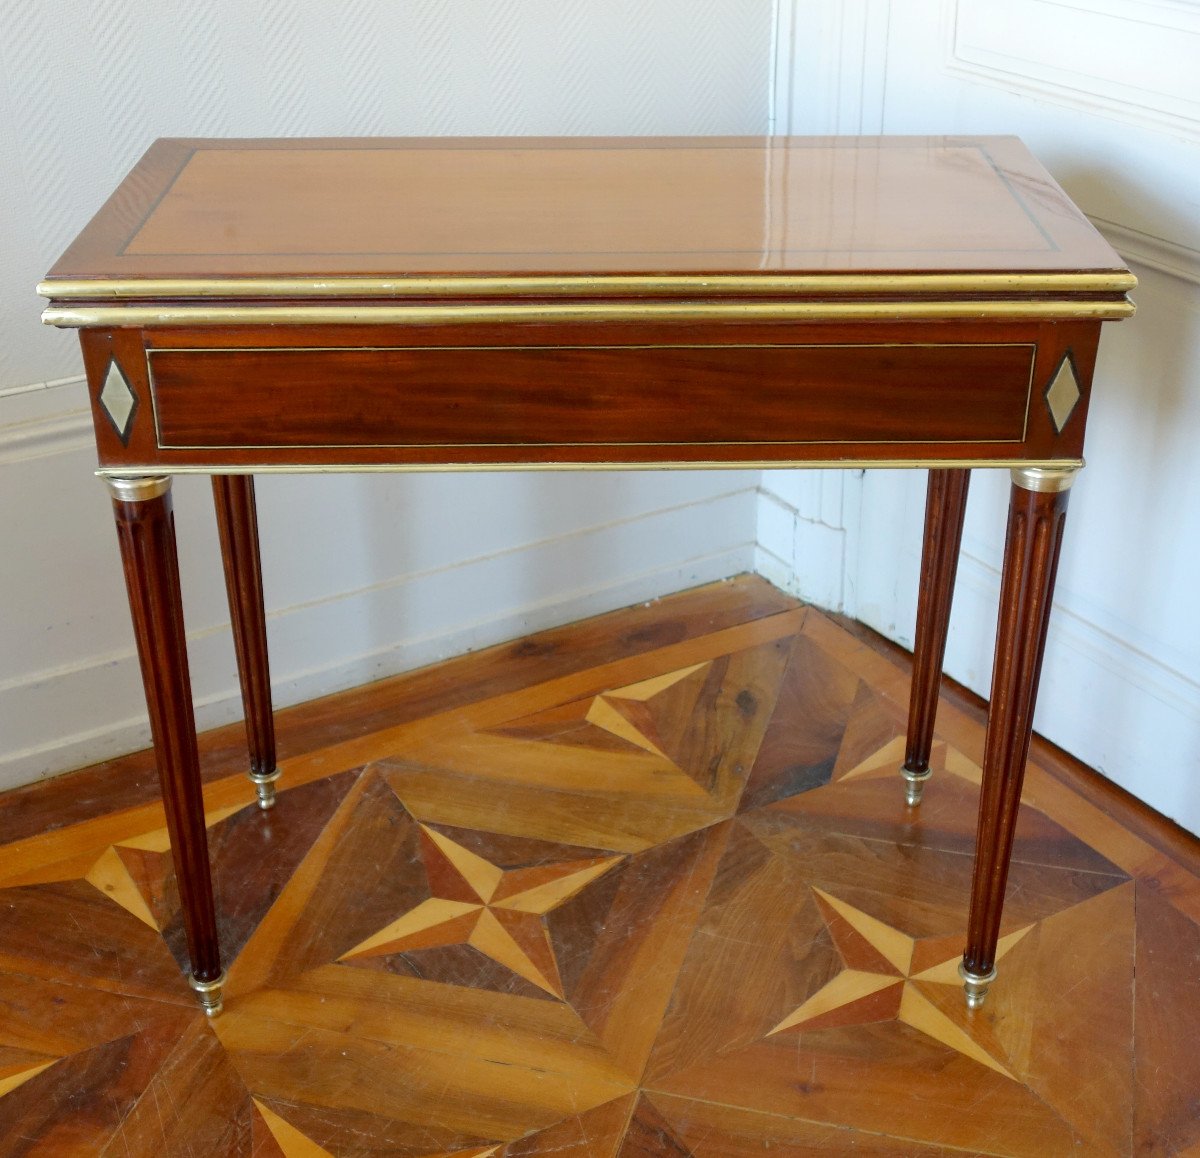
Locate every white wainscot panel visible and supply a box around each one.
[755,469,854,611]
[0,408,758,792]
[860,265,1200,835]
[952,0,1200,136]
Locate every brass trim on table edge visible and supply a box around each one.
[96,458,1086,478]
[41,298,1135,328]
[36,271,1138,301]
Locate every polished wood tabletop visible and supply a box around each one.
[41,137,1132,475]
[43,136,1128,283]
[40,136,1134,1023]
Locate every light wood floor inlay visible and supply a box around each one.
[1,577,1197,1156]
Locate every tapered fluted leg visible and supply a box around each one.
[108,476,224,1015]
[961,465,1076,1008]
[902,468,971,805]
[212,475,278,809]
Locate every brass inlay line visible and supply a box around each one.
[43,297,1135,328]
[143,341,1036,451]
[146,342,1034,352]
[37,271,1137,300]
[95,458,1086,478]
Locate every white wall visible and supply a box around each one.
[763,0,1200,835]
[6,1,1197,839]
[0,1,772,789]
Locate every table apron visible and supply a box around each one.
[147,340,1033,451]
[80,322,1100,470]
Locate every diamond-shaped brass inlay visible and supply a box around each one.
[98,359,138,444]
[1045,352,1081,434]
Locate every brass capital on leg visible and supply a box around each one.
[1010,465,1079,494]
[106,475,171,503]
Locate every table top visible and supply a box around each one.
[40,136,1133,326]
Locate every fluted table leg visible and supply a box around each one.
[902,468,971,806]
[960,465,1076,1008]
[212,475,278,809]
[108,475,224,1015]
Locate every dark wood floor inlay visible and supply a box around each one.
[1,577,1195,1156]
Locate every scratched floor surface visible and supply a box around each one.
[1,577,1197,1156]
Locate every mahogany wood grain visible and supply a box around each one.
[963,479,1071,979]
[903,469,971,786]
[44,137,1128,282]
[2,588,1196,1152]
[40,137,1135,1024]
[81,319,1101,473]
[212,476,277,793]
[150,342,1033,452]
[110,483,221,984]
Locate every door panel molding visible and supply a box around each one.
[948,0,1200,139]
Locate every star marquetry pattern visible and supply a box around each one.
[0,800,246,935]
[585,662,708,762]
[0,1061,58,1099]
[2,587,1194,1154]
[340,825,624,998]
[84,804,246,931]
[253,1098,501,1157]
[253,1099,336,1156]
[769,886,1031,1078]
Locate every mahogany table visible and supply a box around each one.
[39,136,1135,1017]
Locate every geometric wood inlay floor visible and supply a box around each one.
[1,577,1197,1156]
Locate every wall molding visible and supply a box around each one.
[0,488,756,791]
[762,0,1200,837]
[769,0,890,136]
[946,0,1200,141]
[755,477,852,611]
[941,546,1200,831]
[950,547,1200,719]
[767,0,799,135]
[1092,216,1200,286]
[0,408,92,465]
[0,374,86,401]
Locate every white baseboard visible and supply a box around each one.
[755,483,848,611]
[754,526,1200,835]
[941,550,1200,836]
[0,491,755,791]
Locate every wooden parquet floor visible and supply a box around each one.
[1,577,1198,1156]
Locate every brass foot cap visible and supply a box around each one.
[959,962,997,1010]
[190,971,226,1018]
[249,767,282,811]
[901,764,932,807]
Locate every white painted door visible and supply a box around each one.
[770,0,1200,833]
